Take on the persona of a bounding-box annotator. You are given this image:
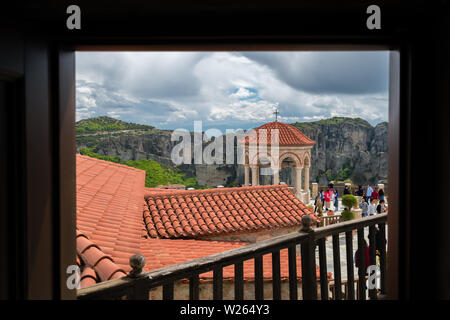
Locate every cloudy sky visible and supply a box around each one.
[76,51,389,132]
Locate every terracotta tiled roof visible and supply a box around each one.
[76,155,324,289]
[244,121,315,146]
[76,154,147,286]
[144,185,316,239]
[76,230,127,287]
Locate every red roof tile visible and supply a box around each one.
[76,231,127,287]
[244,121,315,146]
[144,185,316,239]
[76,155,325,289]
[76,155,146,287]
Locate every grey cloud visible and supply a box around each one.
[76,79,184,123]
[76,52,208,99]
[241,51,389,95]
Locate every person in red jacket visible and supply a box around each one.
[355,239,371,271]
[371,188,379,201]
[323,188,331,211]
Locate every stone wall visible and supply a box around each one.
[149,280,329,300]
[200,225,302,243]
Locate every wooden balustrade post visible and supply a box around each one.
[300,215,318,300]
[127,254,148,300]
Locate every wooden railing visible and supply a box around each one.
[77,213,387,300]
[317,215,342,227]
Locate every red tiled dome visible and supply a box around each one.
[244,121,315,146]
[143,185,317,239]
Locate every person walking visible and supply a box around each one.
[366,185,373,202]
[371,188,379,200]
[376,199,386,214]
[359,197,369,218]
[368,198,377,216]
[378,188,385,202]
[314,191,320,213]
[375,227,386,256]
[315,197,323,217]
[324,188,331,212]
[357,185,364,197]
[343,185,351,195]
[371,188,379,206]
[334,189,339,211]
[320,190,325,211]
[355,239,370,271]
[330,187,335,207]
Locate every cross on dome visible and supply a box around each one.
[273,108,280,122]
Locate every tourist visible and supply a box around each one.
[375,227,386,256]
[371,188,379,206]
[324,188,331,211]
[314,191,321,212]
[334,189,339,211]
[371,188,379,200]
[343,185,351,195]
[330,187,335,207]
[366,185,373,202]
[315,196,323,217]
[320,190,325,210]
[359,197,369,218]
[355,239,370,271]
[376,199,386,214]
[357,185,364,197]
[368,198,377,216]
[379,188,385,201]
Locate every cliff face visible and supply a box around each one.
[76,117,388,187]
[94,131,175,165]
[292,118,388,185]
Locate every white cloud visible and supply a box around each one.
[75,51,389,129]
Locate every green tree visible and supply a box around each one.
[341,194,358,221]
[342,194,358,210]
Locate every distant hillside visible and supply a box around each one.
[290,117,388,185]
[76,116,154,134]
[76,116,165,150]
[76,116,388,186]
[292,117,373,130]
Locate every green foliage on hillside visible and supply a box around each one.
[79,147,120,163]
[336,159,353,181]
[76,116,154,134]
[291,117,373,130]
[122,159,198,188]
[79,147,202,189]
[376,121,388,127]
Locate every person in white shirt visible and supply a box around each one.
[368,198,377,216]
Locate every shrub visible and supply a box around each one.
[341,209,355,221]
[342,194,358,210]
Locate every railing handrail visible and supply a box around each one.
[77,213,388,299]
[314,213,386,238]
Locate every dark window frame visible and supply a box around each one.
[58,43,401,299]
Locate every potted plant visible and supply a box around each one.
[341,194,358,221]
